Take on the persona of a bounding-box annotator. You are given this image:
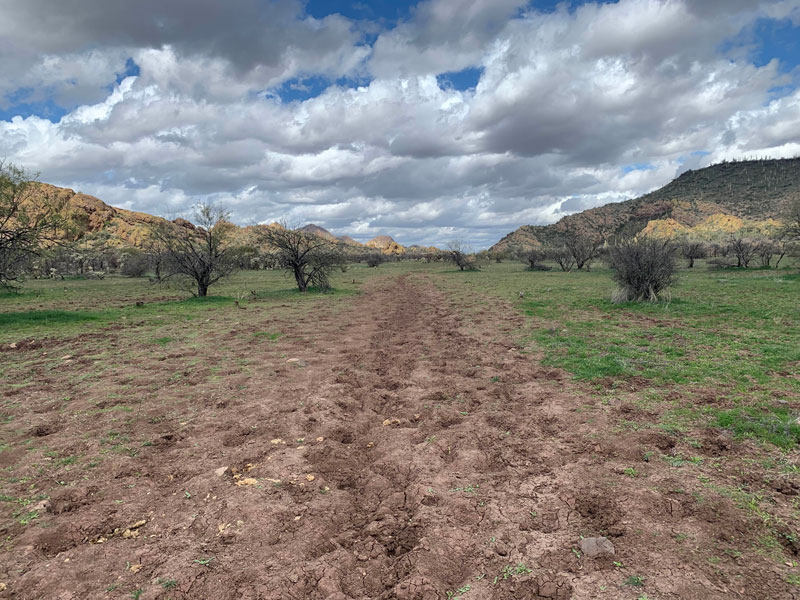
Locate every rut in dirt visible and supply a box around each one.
[265,273,582,600]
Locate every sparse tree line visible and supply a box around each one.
[2,161,799,300]
[491,229,798,274]
[1,161,450,295]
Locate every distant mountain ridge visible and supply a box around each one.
[490,158,800,253]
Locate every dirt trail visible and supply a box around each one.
[4,273,795,599]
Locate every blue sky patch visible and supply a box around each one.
[751,17,800,72]
[116,58,140,84]
[0,88,69,123]
[304,0,418,25]
[436,67,484,92]
[622,162,656,174]
[271,74,371,103]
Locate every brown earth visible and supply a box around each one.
[1,274,798,599]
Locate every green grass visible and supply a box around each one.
[0,308,107,328]
[437,258,800,448]
[715,407,800,449]
[445,260,799,388]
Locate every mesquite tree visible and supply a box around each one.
[260,224,343,292]
[562,231,602,270]
[446,240,479,271]
[0,162,66,289]
[680,241,706,268]
[149,203,236,296]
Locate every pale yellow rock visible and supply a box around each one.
[235,478,258,487]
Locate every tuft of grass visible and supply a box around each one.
[715,406,800,449]
[623,575,646,587]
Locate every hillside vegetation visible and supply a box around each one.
[28,183,414,256]
[491,158,800,252]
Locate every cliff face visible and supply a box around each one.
[32,184,168,248]
[491,158,800,252]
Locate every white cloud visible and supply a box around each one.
[0,0,799,248]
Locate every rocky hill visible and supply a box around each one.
[27,183,408,253]
[491,158,799,253]
[366,235,406,255]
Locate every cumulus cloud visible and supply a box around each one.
[0,0,799,248]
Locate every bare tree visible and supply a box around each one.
[562,231,602,270]
[608,237,677,302]
[728,235,758,268]
[517,247,551,271]
[755,240,778,268]
[680,240,706,268]
[0,162,66,289]
[149,203,236,296]
[548,246,576,272]
[260,223,343,292]
[446,240,479,271]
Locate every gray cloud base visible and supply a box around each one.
[1,0,799,248]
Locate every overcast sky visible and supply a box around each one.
[1,0,799,248]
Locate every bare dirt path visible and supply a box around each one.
[4,272,795,599]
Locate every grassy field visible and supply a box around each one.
[442,259,800,449]
[1,259,799,598]
[2,260,799,450]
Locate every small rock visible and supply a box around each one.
[579,536,615,558]
[219,530,236,544]
[286,358,307,366]
[235,477,258,487]
[9,342,17,349]
[214,466,229,477]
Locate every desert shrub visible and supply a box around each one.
[366,254,384,268]
[120,251,149,277]
[608,237,676,302]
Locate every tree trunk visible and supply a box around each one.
[294,266,307,292]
